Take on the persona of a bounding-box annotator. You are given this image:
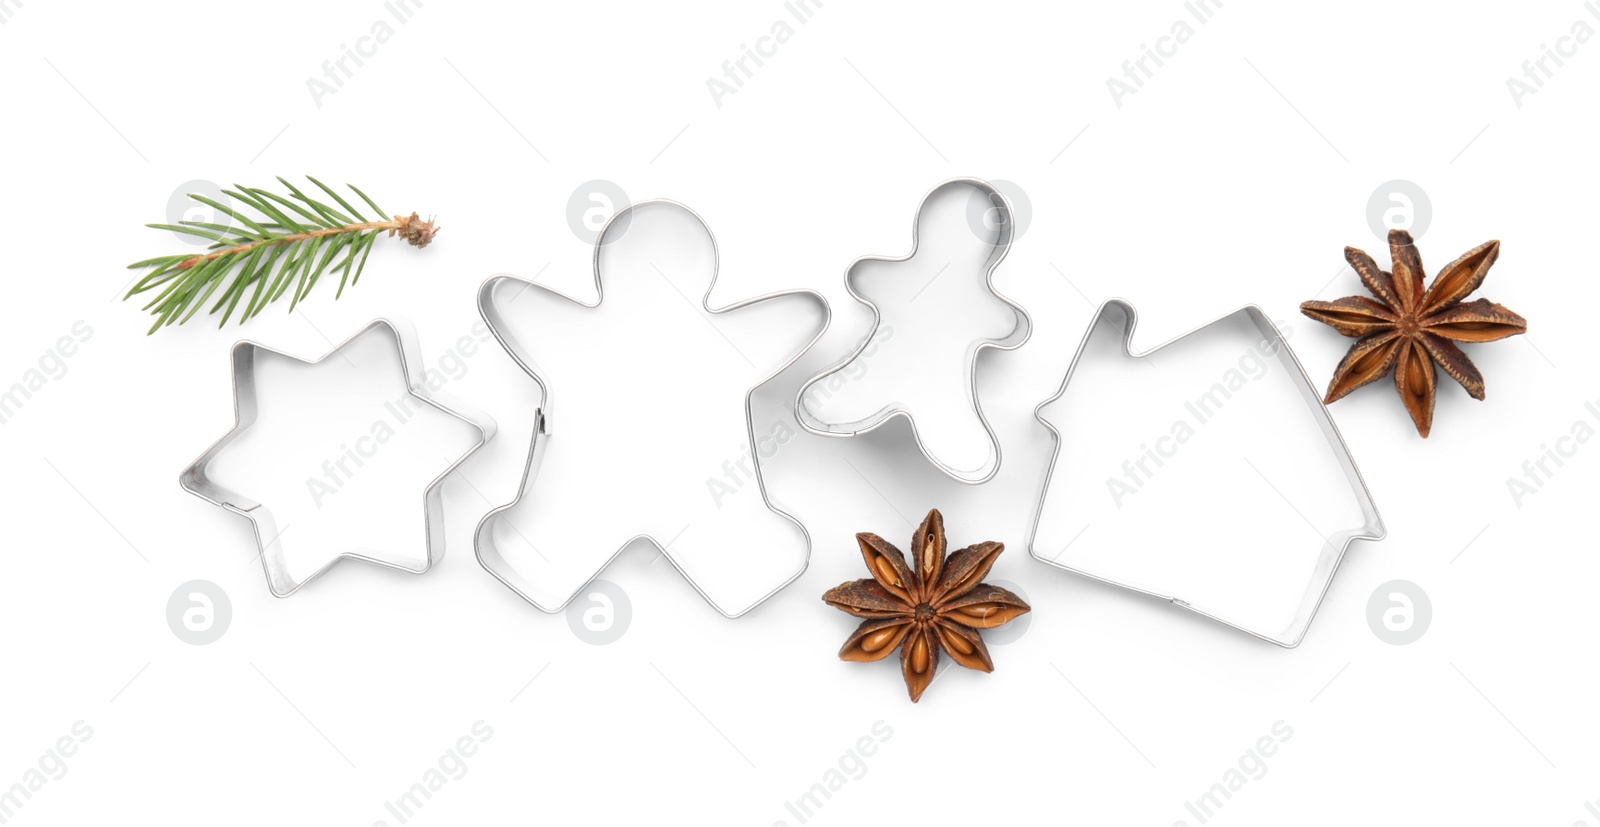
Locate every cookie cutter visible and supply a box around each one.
[795,177,1031,484]
[474,198,829,617]
[1028,298,1385,647]
[180,318,495,596]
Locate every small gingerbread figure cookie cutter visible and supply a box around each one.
[795,177,1031,484]
[474,198,829,617]
[1028,298,1385,647]
[180,318,495,596]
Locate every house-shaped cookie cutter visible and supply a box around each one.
[1029,299,1385,646]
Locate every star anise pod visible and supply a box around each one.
[1301,229,1527,437]
[823,509,1030,702]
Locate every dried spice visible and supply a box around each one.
[1301,229,1527,437]
[823,509,1029,702]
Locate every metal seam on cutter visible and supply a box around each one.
[1027,298,1386,647]
[794,177,1032,485]
[474,198,831,618]
[179,318,496,597]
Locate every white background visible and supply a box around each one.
[1,1,1596,824]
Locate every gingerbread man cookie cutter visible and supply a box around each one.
[795,178,1031,484]
[475,198,829,617]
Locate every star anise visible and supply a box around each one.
[823,509,1030,702]
[1301,229,1527,437]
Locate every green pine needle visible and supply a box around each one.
[125,178,438,333]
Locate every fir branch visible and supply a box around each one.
[125,177,438,334]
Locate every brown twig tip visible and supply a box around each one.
[173,212,437,270]
[392,212,439,248]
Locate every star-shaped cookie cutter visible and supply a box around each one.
[1028,299,1386,647]
[795,178,1031,484]
[180,318,495,596]
[474,199,829,617]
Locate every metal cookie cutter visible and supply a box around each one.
[180,318,494,596]
[795,178,1031,484]
[475,198,829,617]
[1029,299,1385,647]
